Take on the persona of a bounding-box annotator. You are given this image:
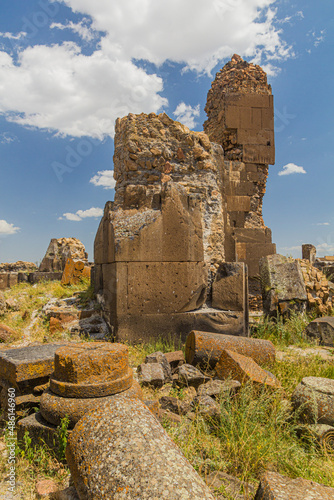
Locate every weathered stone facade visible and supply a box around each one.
[204,54,276,277]
[94,55,276,341]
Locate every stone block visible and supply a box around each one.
[0,343,68,386]
[66,396,216,499]
[303,317,334,347]
[17,411,70,454]
[28,272,63,284]
[177,364,210,388]
[291,376,334,426]
[243,144,275,165]
[50,343,133,398]
[212,262,247,312]
[225,105,239,128]
[185,330,275,367]
[126,261,207,314]
[145,351,172,382]
[164,351,185,370]
[260,254,307,316]
[226,195,251,212]
[197,379,241,398]
[254,471,334,499]
[215,349,278,387]
[137,363,165,388]
[159,396,191,415]
[192,395,220,418]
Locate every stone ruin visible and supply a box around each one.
[94,54,276,342]
[0,237,89,290]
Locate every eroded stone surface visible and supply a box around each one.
[177,364,210,388]
[303,317,334,346]
[197,379,241,398]
[185,330,275,367]
[50,342,133,398]
[40,380,143,428]
[66,396,216,499]
[216,349,278,387]
[292,376,334,426]
[254,471,334,499]
[39,237,88,273]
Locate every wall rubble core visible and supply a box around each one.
[94,55,276,341]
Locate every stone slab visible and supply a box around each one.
[215,349,278,387]
[212,262,247,312]
[254,471,334,499]
[0,343,68,385]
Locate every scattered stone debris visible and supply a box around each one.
[254,470,334,499]
[177,363,211,388]
[197,379,241,398]
[0,323,17,343]
[66,396,216,499]
[61,258,91,286]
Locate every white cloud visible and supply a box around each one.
[173,103,200,129]
[0,132,17,144]
[0,31,26,40]
[60,207,103,221]
[0,0,291,138]
[90,170,116,190]
[0,220,20,235]
[278,163,306,176]
[51,19,95,42]
[316,222,330,226]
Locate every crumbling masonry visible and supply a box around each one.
[94,55,276,341]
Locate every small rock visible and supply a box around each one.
[192,395,220,418]
[183,386,197,402]
[159,396,191,415]
[5,297,19,311]
[137,363,165,388]
[144,400,160,418]
[36,479,59,498]
[198,379,241,398]
[303,317,334,347]
[54,486,80,500]
[206,471,256,500]
[158,409,182,425]
[177,364,210,388]
[145,351,172,382]
[0,323,17,342]
[158,383,173,397]
[164,350,185,372]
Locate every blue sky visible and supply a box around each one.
[0,0,333,264]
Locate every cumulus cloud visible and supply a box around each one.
[316,222,330,226]
[0,220,20,235]
[60,207,103,221]
[90,170,116,190]
[51,19,95,42]
[0,0,291,138]
[173,103,200,129]
[278,163,306,176]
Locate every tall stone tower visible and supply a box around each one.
[204,54,276,276]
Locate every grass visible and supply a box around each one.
[251,311,319,348]
[0,279,92,344]
[1,281,334,497]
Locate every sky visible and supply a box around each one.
[0,0,333,264]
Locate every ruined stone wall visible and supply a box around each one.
[204,54,276,276]
[39,238,88,273]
